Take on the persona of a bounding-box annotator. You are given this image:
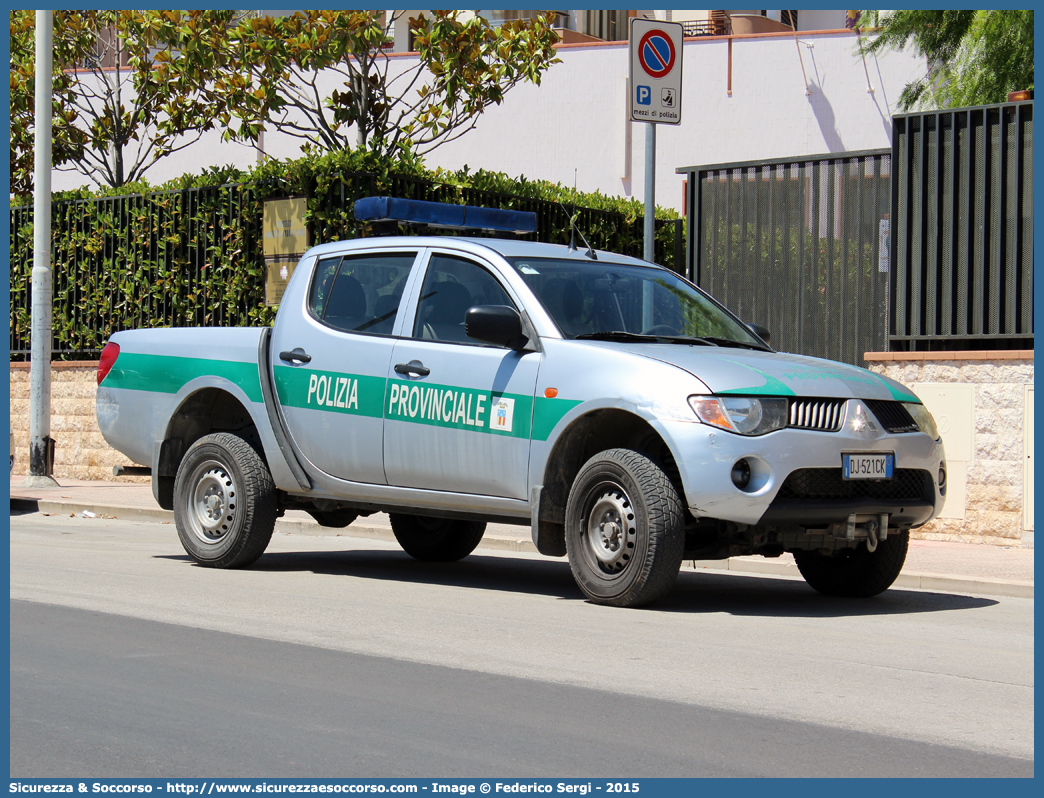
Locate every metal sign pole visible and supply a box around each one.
[629,17,682,266]
[644,122,656,263]
[26,9,57,486]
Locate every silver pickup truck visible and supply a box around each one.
[96,198,946,607]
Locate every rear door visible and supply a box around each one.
[271,247,420,484]
[383,250,540,500]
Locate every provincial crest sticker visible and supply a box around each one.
[490,397,515,433]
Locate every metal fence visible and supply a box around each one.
[890,101,1033,351]
[10,173,682,360]
[10,184,266,360]
[680,150,892,366]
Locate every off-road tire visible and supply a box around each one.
[389,514,486,562]
[173,432,277,568]
[565,448,685,608]
[794,531,909,597]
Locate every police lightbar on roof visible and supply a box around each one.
[353,196,538,235]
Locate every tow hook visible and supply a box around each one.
[866,521,878,552]
[866,514,890,552]
[839,513,890,550]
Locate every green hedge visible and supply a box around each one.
[10,149,682,359]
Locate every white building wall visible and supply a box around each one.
[424,30,921,212]
[52,30,924,215]
[797,9,848,32]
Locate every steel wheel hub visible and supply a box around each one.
[189,461,237,544]
[585,487,636,572]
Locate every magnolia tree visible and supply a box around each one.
[10,10,89,195]
[9,9,270,192]
[228,10,561,156]
[10,9,561,193]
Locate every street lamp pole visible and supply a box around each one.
[25,9,57,486]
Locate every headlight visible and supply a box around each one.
[688,395,788,436]
[903,402,940,439]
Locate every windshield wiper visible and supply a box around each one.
[700,337,772,351]
[574,331,717,346]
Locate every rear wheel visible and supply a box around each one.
[565,448,685,608]
[173,432,276,568]
[390,514,486,561]
[794,531,909,597]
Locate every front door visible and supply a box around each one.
[383,251,539,500]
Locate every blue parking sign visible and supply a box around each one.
[629,18,683,123]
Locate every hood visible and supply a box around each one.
[606,344,919,402]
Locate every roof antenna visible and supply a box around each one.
[564,170,597,260]
[567,170,578,252]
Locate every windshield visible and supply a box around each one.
[508,258,767,348]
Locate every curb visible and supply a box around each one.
[14,497,175,524]
[13,497,1033,600]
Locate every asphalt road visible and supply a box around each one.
[9,511,1035,777]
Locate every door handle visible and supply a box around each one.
[279,348,312,364]
[394,360,430,377]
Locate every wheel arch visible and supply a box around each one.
[153,385,268,510]
[534,408,683,556]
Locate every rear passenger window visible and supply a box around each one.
[309,253,416,334]
[411,254,516,344]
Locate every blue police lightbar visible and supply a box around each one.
[354,196,537,235]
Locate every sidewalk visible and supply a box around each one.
[10,475,1034,598]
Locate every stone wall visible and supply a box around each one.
[10,362,147,483]
[865,351,1034,548]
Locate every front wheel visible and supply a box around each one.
[389,514,486,562]
[565,448,685,608]
[173,432,277,568]
[794,531,909,597]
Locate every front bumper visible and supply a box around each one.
[665,399,946,529]
[757,466,936,528]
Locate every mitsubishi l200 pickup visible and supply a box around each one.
[96,197,946,607]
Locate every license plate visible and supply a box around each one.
[843,452,894,480]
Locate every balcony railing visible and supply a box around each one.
[681,14,731,37]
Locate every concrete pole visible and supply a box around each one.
[25,9,57,486]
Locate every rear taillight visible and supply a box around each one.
[98,342,120,385]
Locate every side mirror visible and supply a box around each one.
[465,305,529,350]
[747,323,771,346]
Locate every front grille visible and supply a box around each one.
[788,398,845,431]
[776,468,932,502]
[864,400,919,433]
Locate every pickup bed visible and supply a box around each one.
[97,202,946,607]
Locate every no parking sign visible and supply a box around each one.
[629,18,683,124]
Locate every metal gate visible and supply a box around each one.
[891,101,1033,351]
[680,150,891,366]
